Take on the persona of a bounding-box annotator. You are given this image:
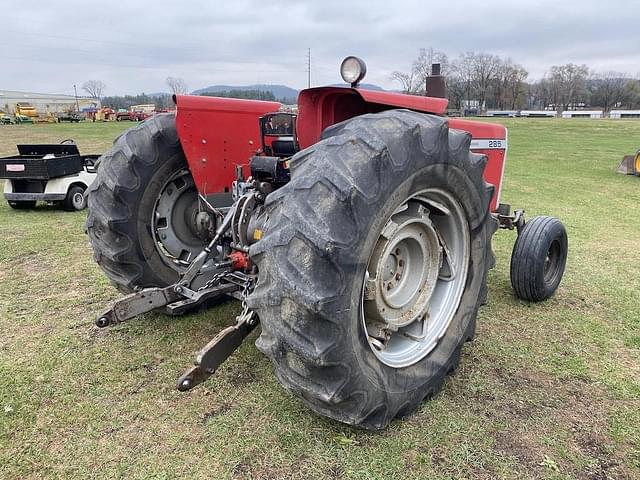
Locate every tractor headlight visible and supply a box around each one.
[340,56,367,87]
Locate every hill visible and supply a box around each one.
[192,84,299,103]
[191,83,387,102]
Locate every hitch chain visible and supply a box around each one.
[237,275,258,327]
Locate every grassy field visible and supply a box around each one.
[0,118,638,479]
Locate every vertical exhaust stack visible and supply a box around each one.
[426,63,446,99]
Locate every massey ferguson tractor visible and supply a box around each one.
[86,57,568,429]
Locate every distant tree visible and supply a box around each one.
[200,89,277,102]
[390,70,419,94]
[623,79,640,108]
[496,60,528,109]
[166,77,189,95]
[446,73,467,110]
[82,80,106,99]
[451,52,477,109]
[412,47,449,93]
[469,52,501,112]
[589,72,628,112]
[547,64,590,111]
[100,93,172,110]
[528,78,552,110]
[391,47,448,95]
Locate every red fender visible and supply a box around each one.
[174,94,280,196]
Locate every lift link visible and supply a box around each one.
[94,199,243,328]
[96,286,182,327]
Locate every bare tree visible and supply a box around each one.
[412,47,449,93]
[547,64,590,111]
[589,71,628,112]
[82,80,106,98]
[451,52,475,109]
[446,72,467,110]
[504,61,529,109]
[623,79,640,108]
[470,53,501,112]
[390,70,419,95]
[166,77,189,95]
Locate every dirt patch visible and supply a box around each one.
[230,451,309,480]
[494,431,541,475]
[478,365,634,479]
[200,402,232,424]
[227,361,260,387]
[575,433,617,479]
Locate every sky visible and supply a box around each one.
[2,0,640,96]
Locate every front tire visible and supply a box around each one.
[86,113,205,292]
[249,110,498,429]
[63,185,86,211]
[510,216,568,302]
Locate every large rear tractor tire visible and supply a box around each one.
[86,113,206,293]
[249,110,498,429]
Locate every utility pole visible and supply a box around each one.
[307,48,311,88]
[73,84,80,112]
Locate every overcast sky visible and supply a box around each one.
[2,0,640,96]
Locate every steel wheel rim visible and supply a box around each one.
[72,191,85,210]
[361,189,470,368]
[151,169,205,272]
[544,239,562,284]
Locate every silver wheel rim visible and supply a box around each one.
[72,191,85,210]
[151,169,205,272]
[361,189,470,368]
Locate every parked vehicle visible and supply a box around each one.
[94,108,116,122]
[15,103,38,118]
[128,103,156,121]
[57,111,84,123]
[86,57,568,429]
[115,109,130,121]
[617,150,640,176]
[14,114,34,124]
[1,141,99,210]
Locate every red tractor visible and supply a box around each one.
[86,57,568,429]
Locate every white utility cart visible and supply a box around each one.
[0,142,99,211]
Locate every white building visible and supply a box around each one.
[561,110,603,119]
[486,110,518,117]
[609,110,640,119]
[520,110,557,118]
[0,90,101,115]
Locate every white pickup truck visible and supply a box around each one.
[0,142,99,210]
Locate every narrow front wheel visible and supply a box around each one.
[510,216,568,302]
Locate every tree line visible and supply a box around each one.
[392,48,640,112]
[100,93,173,110]
[200,89,296,104]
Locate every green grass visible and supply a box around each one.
[0,119,639,479]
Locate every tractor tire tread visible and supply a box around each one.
[510,215,567,302]
[86,113,184,293]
